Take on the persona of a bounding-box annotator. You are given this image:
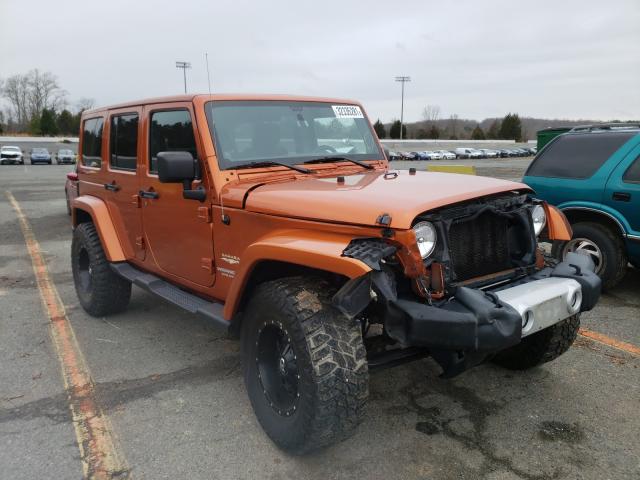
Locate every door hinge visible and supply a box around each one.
[135,236,145,249]
[132,194,141,208]
[200,257,214,272]
[197,206,212,223]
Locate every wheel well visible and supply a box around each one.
[562,208,625,238]
[230,260,348,335]
[74,208,92,226]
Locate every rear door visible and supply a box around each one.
[604,142,640,235]
[103,108,145,260]
[139,103,215,287]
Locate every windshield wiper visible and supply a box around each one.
[233,161,313,174]
[303,156,375,170]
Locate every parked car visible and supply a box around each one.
[420,151,442,160]
[468,148,484,159]
[65,169,79,215]
[498,149,511,158]
[56,149,76,164]
[523,125,640,289]
[70,93,600,454]
[435,150,456,160]
[386,150,401,161]
[30,148,52,164]
[0,145,24,164]
[454,147,472,158]
[403,151,419,160]
[479,149,498,158]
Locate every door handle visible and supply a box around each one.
[104,182,120,192]
[612,191,631,202]
[139,189,159,199]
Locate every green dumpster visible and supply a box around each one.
[537,127,572,150]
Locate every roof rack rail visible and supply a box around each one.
[569,123,640,132]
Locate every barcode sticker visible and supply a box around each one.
[332,105,364,118]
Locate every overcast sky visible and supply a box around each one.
[1,0,638,122]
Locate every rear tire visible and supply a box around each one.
[552,222,627,290]
[71,222,131,316]
[241,276,368,454]
[492,315,580,370]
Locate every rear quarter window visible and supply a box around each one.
[526,132,636,179]
[623,155,640,183]
[81,117,104,168]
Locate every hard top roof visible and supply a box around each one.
[82,93,361,116]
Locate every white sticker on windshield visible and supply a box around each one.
[332,105,364,118]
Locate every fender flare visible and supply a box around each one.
[71,195,126,261]
[557,201,631,236]
[222,229,372,319]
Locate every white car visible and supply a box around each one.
[425,151,442,160]
[435,150,456,160]
[0,146,25,165]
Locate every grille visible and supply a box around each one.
[447,210,512,281]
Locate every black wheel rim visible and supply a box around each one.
[77,246,92,293]
[256,322,299,416]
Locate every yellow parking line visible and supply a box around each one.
[6,191,129,479]
[579,327,640,357]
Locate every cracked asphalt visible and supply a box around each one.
[1,160,639,479]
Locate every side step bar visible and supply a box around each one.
[110,262,229,331]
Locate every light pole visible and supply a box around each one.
[175,61,192,94]
[395,76,410,140]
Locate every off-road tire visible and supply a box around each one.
[492,314,580,370]
[71,222,131,316]
[241,276,369,454]
[552,222,627,290]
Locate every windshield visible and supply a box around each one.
[59,150,73,154]
[2,147,20,152]
[33,148,48,154]
[205,101,383,170]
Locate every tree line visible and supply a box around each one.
[374,110,524,142]
[0,69,95,135]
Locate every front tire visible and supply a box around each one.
[552,222,627,290]
[71,222,131,316]
[492,315,580,370]
[241,277,369,454]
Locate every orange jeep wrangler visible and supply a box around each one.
[71,94,601,453]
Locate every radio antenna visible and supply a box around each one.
[205,52,227,224]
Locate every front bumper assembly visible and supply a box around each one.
[333,252,601,377]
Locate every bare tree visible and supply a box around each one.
[1,73,31,128]
[1,69,66,130]
[422,105,441,127]
[75,97,96,113]
[27,69,66,119]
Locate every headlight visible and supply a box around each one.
[531,204,546,236]
[413,221,437,258]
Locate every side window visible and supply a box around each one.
[110,114,139,171]
[149,110,197,173]
[81,117,104,168]
[622,155,640,183]
[526,132,636,179]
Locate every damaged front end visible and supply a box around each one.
[333,193,601,378]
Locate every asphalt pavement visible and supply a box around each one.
[1,161,638,480]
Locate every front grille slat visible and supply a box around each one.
[447,210,512,281]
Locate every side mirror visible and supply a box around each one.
[157,151,195,183]
[157,151,206,202]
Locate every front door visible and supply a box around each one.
[103,108,145,260]
[139,103,215,287]
[604,144,640,235]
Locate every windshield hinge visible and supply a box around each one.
[197,206,212,223]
